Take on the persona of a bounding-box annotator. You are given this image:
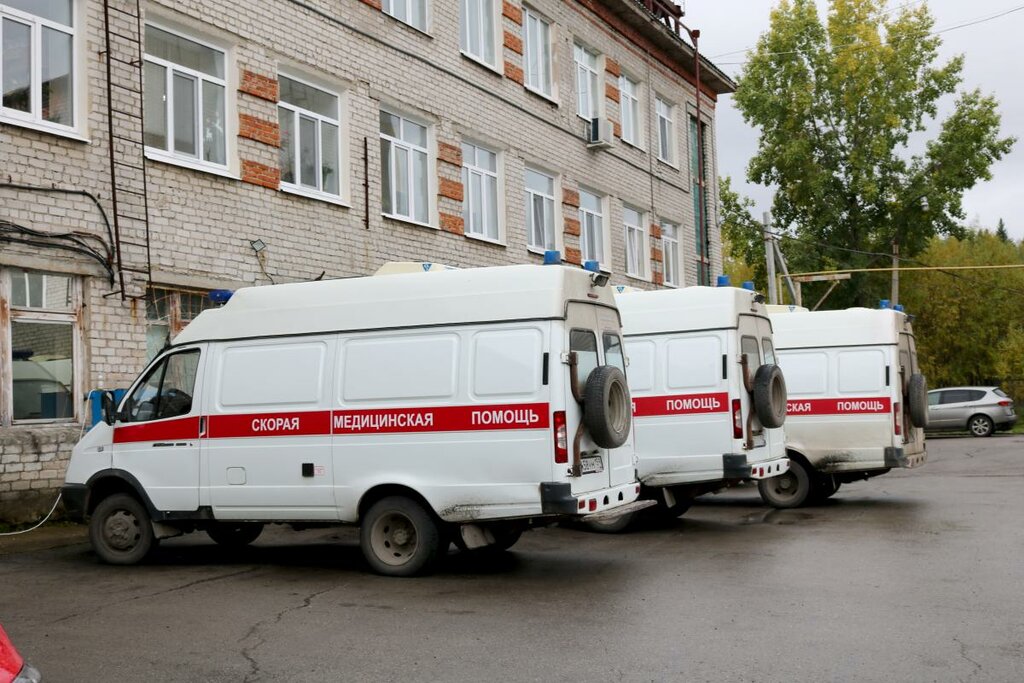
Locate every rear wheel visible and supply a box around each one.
[361,496,442,577]
[968,414,994,437]
[89,493,157,565]
[758,459,812,508]
[809,475,841,502]
[206,522,264,547]
[585,512,635,534]
[652,487,693,520]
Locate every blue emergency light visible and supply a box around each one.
[583,260,601,273]
[543,250,561,265]
[209,289,233,304]
[879,299,891,309]
[716,275,731,287]
[894,304,905,312]
[742,281,755,291]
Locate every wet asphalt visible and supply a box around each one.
[1,435,1022,682]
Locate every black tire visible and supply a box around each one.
[752,364,787,429]
[451,525,523,552]
[360,496,442,577]
[652,487,693,520]
[758,459,812,508]
[907,373,929,428]
[809,474,841,502]
[89,493,157,565]
[967,413,994,438]
[582,365,631,449]
[585,512,635,534]
[206,522,264,547]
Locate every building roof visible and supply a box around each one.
[769,308,914,349]
[616,286,764,335]
[173,265,615,344]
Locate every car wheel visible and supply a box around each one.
[809,474,841,502]
[585,512,635,534]
[89,493,158,565]
[206,522,264,547]
[968,414,994,437]
[361,496,442,577]
[758,459,812,508]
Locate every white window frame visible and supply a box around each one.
[573,42,601,121]
[623,205,647,280]
[0,267,84,426]
[523,8,553,100]
[0,1,82,139]
[462,140,502,243]
[578,188,609,271]
[380,108,433,227]
[661,219,680,287]
[383,0,428,32]
[619,74,641,147]
[524,166,560,254]
[143,22,231,176]
[460,0,498,69]
[656,95,675,165]
[277,72,347,205]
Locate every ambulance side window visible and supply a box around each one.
[603,333,626,374]
[123,350,200,422]
[762,338,776,365]
[570,330,599,385]
[741,336,760,370]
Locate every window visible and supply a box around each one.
[383,0,427,31]
[623,206,646,279]
[569,329,598,385]
[219,342,327,407]
[666,336,720,389]
[838,350,885,393]
[342,335,458,402]
[741,336,761,375]
[619,75,640,146]
[278,75,342,200]
[144,24,227,168]
[661,220,680,286]
[2,268,80,424]
[523,9,552,97]
[525,168,556,251]
[1,0,75,132]
[462,141,499,241]
[603,333,625,374]
[145,287,215,361]
[123,349,200,423]
[472,328,543,397]
[656,96,674,163]
[380,110,430,224]
[573,43,600,120]
[690,115,710,284]
[461,0,496,66]
[779,352,827,395]
[578,189,605,266]
[928,391,940,407]
[762,338,776,365]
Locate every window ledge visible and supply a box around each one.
[465,232,506,247]
[625,272,651,284]
[527,246,561,257]
[381,12,431,37]
[656,156,679,171]
[280,184,351,207]
[461,51,502,76]
[621,138,645,153]
[524,85,558,106]
[383,213,437,230]
[145,149,238,180]
[1,116,89,143]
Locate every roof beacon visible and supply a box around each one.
[209,289,233,305]
[879,299,891,309]
[583,260,601,273]
[716,274,731,287]
[742,281,755,291]
[543,250,561,265]
[894,304,905,313]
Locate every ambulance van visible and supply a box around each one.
[764,305,928,508]
[61,264,647,576]
[591,286,790,531]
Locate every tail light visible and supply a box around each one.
[893,402,902,436]
[553,411,568,464]
[732,399,743,439]
[998,400,1012,407]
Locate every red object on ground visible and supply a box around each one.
[0,625,25,683]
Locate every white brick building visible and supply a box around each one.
[0,0,733,521]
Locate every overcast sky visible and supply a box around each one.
[687,1,1023,238]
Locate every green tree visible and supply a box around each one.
[996,218,1009,243]
[732,0,1015,307]
[719,176,766,288]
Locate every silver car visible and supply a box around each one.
[927,386,1017,437]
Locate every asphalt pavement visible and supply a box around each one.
[1,435,1022,682]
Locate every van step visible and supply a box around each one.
[581,499,656,523]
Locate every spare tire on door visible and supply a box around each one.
[752,364,787,429]
[583,365,631,449]
[906,373,929,428]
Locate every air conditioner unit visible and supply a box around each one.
[586,117,614,149]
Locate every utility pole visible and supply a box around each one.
[891,239,900,305]
[763,212,778,304]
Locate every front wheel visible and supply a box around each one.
[968,414,994,437]
[360,496,443,577]
[758,459,812,508]
[206,522,264,547]
[89,493,158,565]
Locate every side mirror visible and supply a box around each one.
[101,391,117,425]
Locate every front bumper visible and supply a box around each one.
[61,484,89,521]
[540,481,641,516]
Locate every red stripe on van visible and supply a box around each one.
[112,416,201,444]
[786,397,892,416]
[208,411,332,439]
[332,403,551,434]
[632,392,730,417]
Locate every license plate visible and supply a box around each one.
[579,455,604,474]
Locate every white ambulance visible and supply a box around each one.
[61,264,647,576]
[764,305,928,507]
[592,285,789,531]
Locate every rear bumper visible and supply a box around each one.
[61,483,89,522]
[885,447,927,469]
[996,414,1018,428]
[747,456,790,480]
[540,481,640,516]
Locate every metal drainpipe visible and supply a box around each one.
[690,28,710,286]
